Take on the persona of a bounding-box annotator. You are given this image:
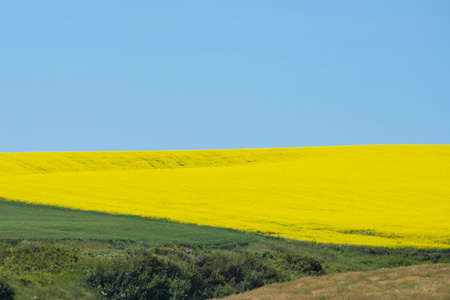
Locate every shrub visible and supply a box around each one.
[281,252,324,275]
[87,250,189,299]
[86,247,290,299]
[194,250,284,298]
[0,277,15,300]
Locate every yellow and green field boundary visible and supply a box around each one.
[1,145,449,249]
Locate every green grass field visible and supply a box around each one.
[0,198,256,248]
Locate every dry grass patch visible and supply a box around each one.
[222,263,450,300]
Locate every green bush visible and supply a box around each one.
[87,250,189,299]
[194,250,283,298]
[281,252,324,275]
[0,277,15,300]
[86,247,293,299]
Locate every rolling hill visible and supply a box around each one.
[0,145,449,248]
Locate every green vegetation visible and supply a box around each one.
[0,199,256,248]
[1,239,448,299]
[86,246,322,299]
[246,237,450,273]
[0,276,15,300]
[0,240,323,299]
[1,199,449,299]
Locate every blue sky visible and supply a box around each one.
[1,1,449,152]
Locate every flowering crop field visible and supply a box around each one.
[0,145,449,249]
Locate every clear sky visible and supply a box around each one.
[1,1,449,152]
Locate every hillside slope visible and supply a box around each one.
[0,145,449,248]
[221,263,450,300]
[0,148,305,176]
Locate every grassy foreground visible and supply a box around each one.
[1,200,449,299]
[1,237,449,299]
[1,145,449,248]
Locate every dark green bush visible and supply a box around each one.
[281,252,324,275]
[0,278,15,300]
[86,247,292,299]
[194,250,284,298]
[87,250,189,299]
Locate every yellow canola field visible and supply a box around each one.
[0,145,449,249]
